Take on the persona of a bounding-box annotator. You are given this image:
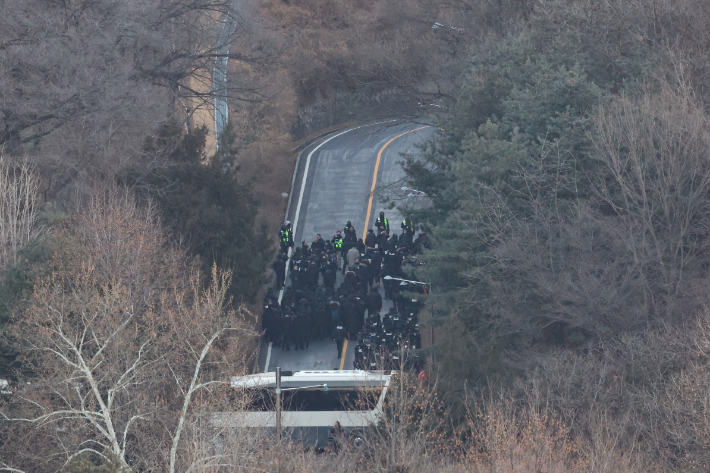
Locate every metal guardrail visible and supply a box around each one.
[213,8,237,144]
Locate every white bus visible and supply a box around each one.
[214,370,393,448]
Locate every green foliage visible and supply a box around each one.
[405,5,710,409]
[124,121,272,303]
[403,29,618,389]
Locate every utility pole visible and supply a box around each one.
[275,366,282,444]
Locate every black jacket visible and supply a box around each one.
[370,250,382,272]
[332,326,346,342]
[272,258,286,276]
[365,290,382,313]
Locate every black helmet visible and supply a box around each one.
[380,211,385,216]
[347,221,352,226]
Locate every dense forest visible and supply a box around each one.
[2,0,710,471]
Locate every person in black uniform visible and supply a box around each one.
[365,229,377,248]
[388,233,399,250]
[366,285,383,318]
[290,249,303,289]
[281,310,294,350]
[370,248,382,285]
[356,259,370,293]
[341,296,360,340]
[314,300,330,340]
[321,253,337,290]
[306,259,320,291]
[344,221,357,241]
[262,301,279,342]
[312,233,326,252]
[377,229,389,250]
[272,255,286,289]
[332,325,346,358]
[356,238,366,255]
[343,266,357,292]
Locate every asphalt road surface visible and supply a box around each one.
[257,121,435,373]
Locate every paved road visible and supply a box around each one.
[257,121,435,373]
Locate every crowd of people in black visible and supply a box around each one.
[263,211,430,370]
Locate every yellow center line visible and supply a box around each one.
[339,339,348,370]
[363,126,431,238]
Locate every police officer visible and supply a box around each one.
[332,325,347,358]
[290,249,304,289]
[343,266,357,292]
[356,259,370,293]
[388,232,399,250]
[306,259,320,290]
[400,228,414,249]
[314,300,330,339]
[321,253,337,290]
[282,310,295,350]
[401,217,414,234]
[366,284,382,318]
[377,229,389,250]
[272,255,286,289]
[356,238,366,255]
[370,247,382,285]
[262,301,278,342]
[375,211,389,235]
[332,230,343,269]
[279,221,294,254]
[344,221,357,241]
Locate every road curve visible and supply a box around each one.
[258,121,435,373]
[290,121,434,247]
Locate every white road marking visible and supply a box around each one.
[277,120,396,305]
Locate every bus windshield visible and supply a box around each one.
[245,388,381,412]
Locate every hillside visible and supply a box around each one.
[2,0,710,471]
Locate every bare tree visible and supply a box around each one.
[0,153,39,272]
[0,0,279,199]
[592,80,710,321]
[0,189,254,472]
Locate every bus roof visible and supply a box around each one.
[230,370,392,389]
